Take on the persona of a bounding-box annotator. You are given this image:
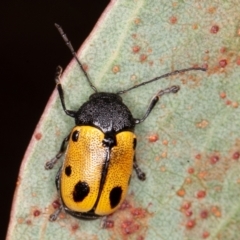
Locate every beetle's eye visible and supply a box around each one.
[72,130,79,142]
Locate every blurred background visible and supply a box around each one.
[1,1,109,238]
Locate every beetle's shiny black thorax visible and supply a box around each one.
[75,92,135,133]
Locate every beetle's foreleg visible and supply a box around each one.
[134,85,180,124]
[45,134,70,170]
[133,157,146,181]
[55,66,76,118]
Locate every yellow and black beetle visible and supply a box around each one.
[45,24,206,221]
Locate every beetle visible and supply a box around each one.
[45,23,206,221]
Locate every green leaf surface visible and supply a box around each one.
[7,0,240,239]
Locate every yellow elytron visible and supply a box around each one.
[61,126,135,216]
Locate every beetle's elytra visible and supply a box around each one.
[45,23,206,221]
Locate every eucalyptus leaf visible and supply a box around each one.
[7,0,240,239]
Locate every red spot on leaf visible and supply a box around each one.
[119,200,131,210]
[71,224,79,231]
[82,63,88,71]
[112,65,120,74]
[210,155,219,164]
[232,152,240,160]
[211,206,222,217]
[188,167,195,174]
[219,59,227,68]
[131,208,146,218]
[232,102,239,108]
[103,220,114,229]
[148,134,159,143]
[186,219,196,229]
[219,92,226,99]
[200,210,208,219]
[210,25,219,34]
[195,154,202,160]
[177,188,186,197]
[132,45,141,53]
[52,199,61,209]
[121,220,140,235]
[202,231,210,238]
[33,209,41,217]
[220,47,226,53]
[169,16,178,24]
[196,190,206,199]
[140,54,147,62]
[226,99,232,105]
[26,220,32,225]
[35,132,42,140]
[182,202,191,210]
[185,210,193,217]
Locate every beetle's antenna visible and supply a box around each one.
[55,23,98,93]
[117,67,207,94]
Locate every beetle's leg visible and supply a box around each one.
[55,66,76,118]
[49,204,63,221]
[55,167,61,190]
[45,134,70,170]
[133,156,146,181]
[101,216,114,228]
[49,169,63,221]
[134,85,180,124]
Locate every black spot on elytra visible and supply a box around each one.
[133,138,137,150]
[73,181,90,202]
[65,165,71,176]
[72,130,79,142]
[109,186,122,209]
